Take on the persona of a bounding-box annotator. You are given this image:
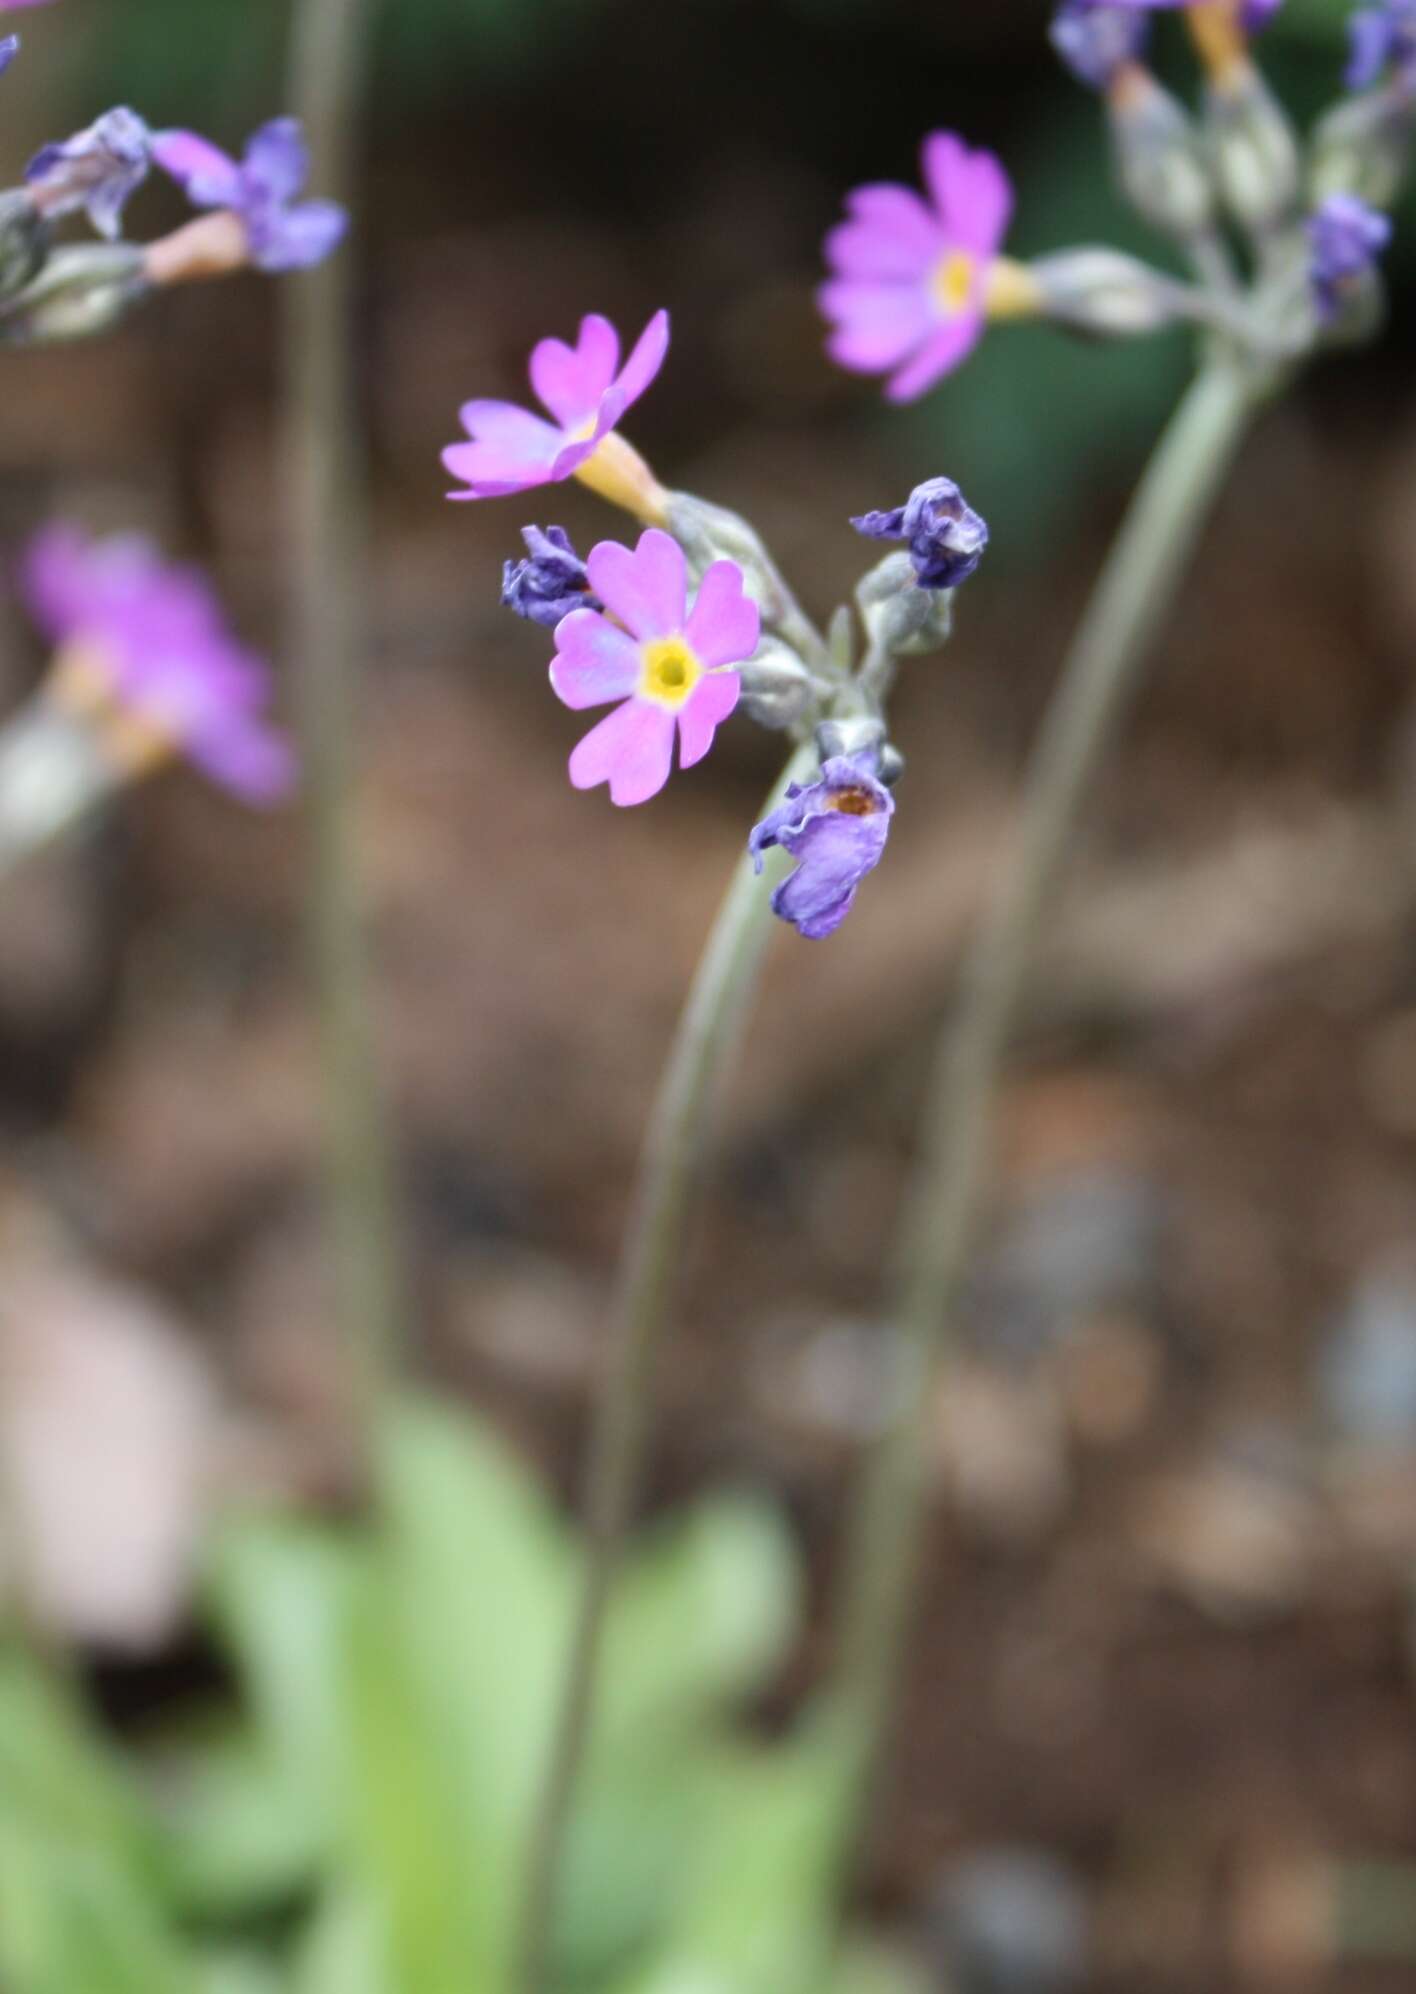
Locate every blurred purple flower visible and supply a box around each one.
[549,527,757,807]
[749,753,895,940]
[502,525,602,629]
[443,310,669,501]
[1307,193,1391,319]
[820,131,1014,402]
[852,476,989,589]
[26,108,152,239]
[151,118,346,272]
[1050,3,1150,88]
[1110,0,1281,24]
[1347,0,1416,88]
[23,525,294,803]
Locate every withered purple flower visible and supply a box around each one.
[1347,0,1416,89]
[749,752,895,940]
[852,477,989,590]
[1308,193,1391,320]
[1050,3,1149,89]
[501,525,603,629]
[26,109,152,239]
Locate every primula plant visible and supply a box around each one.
[461,3,1416,1983]
[3,5,1415,1994]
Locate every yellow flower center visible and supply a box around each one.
[827,787,879,817]
[931,249,976,317]
[640,636,702,709]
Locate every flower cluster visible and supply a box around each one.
[446,311,989,937]
[822,0,1403,401]
[444,2,1407,939]
[0,1,348,347]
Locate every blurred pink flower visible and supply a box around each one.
[443,310,669,500]
[23,525,294,804]
[820,132,1013,402]
[550,527,758,806]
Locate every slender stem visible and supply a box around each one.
[519,739,819,1994]
[828,358,1262,1862]
[286,0,402,1430]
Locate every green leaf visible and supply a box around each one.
[0,1817,201,1994]
[154,1734,324,1922]
[202,1512,364,1828]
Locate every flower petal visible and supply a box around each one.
[610,307,670,412]
[843,182,942,251]
[884,312,983,401]
[586,527,686,641]
[151,128,242,206]
[253,198,346,272]
[567,697,675,806]
[820,279,932,375]
[530,313,620,430]
[825,216,939,284]
[920,130,1012,254]
[188,716,297,804]
[242,118,309,205]
[683,560,760,669]
[676,669,740,769]
[443,399,566,498]
[549,609,643,710]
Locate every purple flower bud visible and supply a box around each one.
[749,751,894,941]
[852,477,989,591]
[152,117,346,274]
[0,37,18,75]
[26,108,152,241]
[1347,0,1416,89]
[1308,192,1391,320]
[501,524,602,629]
[1050,3,1148,90]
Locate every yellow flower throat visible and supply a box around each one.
[932,250,976,317]
[640,637,702,709]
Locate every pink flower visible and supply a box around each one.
[443,310,669,501]
[550,528,758,807]
[820,132,1013,403]
[23,525,294,804]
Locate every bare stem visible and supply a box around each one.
[518,739,819,1994]
[286,0,402,1432]
[829,357,1262,1867]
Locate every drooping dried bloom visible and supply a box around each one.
[1050,3,1150,90]
[1307,193,1391,319]
[749,753,895,940]
[152,118,346,272]
[820,131,1014,401]
[501,525,603,628]
[443,311,669,502]
[26,109,152,239]
[852,477,990,590]
[549,527,757,807]
[23,525,294,802]
[1347,0,1416,89]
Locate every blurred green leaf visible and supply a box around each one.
[0,1817,200,1994]
[156,1735,324,1922]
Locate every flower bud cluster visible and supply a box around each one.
[1036,1,1409,375]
